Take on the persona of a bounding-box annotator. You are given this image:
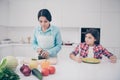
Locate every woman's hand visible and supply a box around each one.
[109,55,117,63]
[37,48,43,54]
[40,50,49,59]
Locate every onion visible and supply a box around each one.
[20,64,31,76]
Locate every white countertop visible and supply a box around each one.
[0,43,75,48]
[0,43,31,47]
[1,43,120,80]
[16,57,120,80]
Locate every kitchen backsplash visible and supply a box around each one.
[0,26,80,44]
[0,25,8,41]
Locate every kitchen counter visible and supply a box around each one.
[16,56,120,80]
[0,43,31,48]
[1,43,120,80]
[0,43,75,61]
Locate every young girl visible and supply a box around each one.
[70,29,117,63]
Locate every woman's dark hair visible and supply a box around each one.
[38,9,52,22]
[85,28,100,45]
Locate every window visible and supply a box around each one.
[81,28,100,43]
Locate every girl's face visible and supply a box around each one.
[85,33,96,46]
[39,16,50,29]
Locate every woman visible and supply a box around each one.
[32,9,62,60]
[70,29,117,63]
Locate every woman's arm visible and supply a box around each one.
[32,29,40,50]
[47,30,62,57]
[32,29,42,54]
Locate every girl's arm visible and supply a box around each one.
[69,53,82,63]
[69,44,82,63]
[109,55,117,63]
[102,48,117,63]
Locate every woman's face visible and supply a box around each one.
[39,16,50,29]
[85,33,96,46]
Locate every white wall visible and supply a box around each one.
[0,0,120,48]
[60,27,80,43]
[100,0,120,47]
[7,27,34,43]
[0,0,9,25]
[0,0,9,41]
[8,0,101,27]
[8,0,46,26]
[6,27,80,44]
[0,26,8,41]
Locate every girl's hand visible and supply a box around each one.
[70,53,82,63]
[110,55,117,63]
[74,57,82,63]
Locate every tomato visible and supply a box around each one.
[41,68,49,76]
[48,66,56,74]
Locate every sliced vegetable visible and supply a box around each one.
[82,58,100,64]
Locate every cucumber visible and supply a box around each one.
[32,68,43,80]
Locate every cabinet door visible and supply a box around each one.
[9,0,44,26]
[0,46,13,61]
[0,0,9,25]
[13,45,37,58]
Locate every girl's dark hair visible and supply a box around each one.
[85,28,100,45]
[38,9,52,22]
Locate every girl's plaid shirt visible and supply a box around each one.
[72,42,113,59]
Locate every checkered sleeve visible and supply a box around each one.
[72,44,80,56]
[102,47,113,58]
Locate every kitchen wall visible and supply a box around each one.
[0,0,9,41]
[100,0,120,47]
[0,26,8,41]
[0,0,9,25]
[0,0,120,47]
[6,27,80,44]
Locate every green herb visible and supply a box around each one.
[0,67,20,80]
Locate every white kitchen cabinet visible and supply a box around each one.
[44,0,62,27]
[8,0,101,27]
[0,0,9,26]
[100,0,120,47]
[60,0,100,27]
[0,45,13,61]
[12,44,37,57]
[9,0,45,26]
